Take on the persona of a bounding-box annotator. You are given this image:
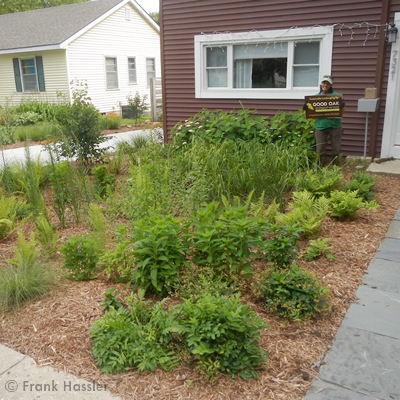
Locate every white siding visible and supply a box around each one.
[0,50,69,106]
[66,5,160,113]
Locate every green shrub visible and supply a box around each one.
[268,110,316,153]
[171,108,270,147]
[131,215,189,296]
[60,235,99,280]
[13,111,42,126]
[89,296,178,374]
[258,264,331,321]
[0,233,56,311]
[54,81,107,165]
[175,292,268,380]
[191,201,266,278]
[126,92,149,125]
[262,224,302,269]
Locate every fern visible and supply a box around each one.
[35,214,60,258]
[88,203,108,254]
[0,193,16,238]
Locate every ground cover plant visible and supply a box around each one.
[0,105,399,399]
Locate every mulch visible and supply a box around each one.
[0,142,400,399]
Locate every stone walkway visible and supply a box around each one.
[304,205,400,399]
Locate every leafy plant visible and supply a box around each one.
[35,214,60,258]
[268,109,316,153]
[131,215,189,296]
[87,202,108,254]
[257,264,331,321]
[303,238,335,261]
[13,111,42,126]
[262,224,302,269]
[191,201,265,278]
[328,190,379,219]
[0,192,16,239]
[91,165,116,198]
[100,288,124,312]
[295,166,343,197]
[342,171,376,201]
[175,292,268,380]
[0,233,56,311]
[0,101,17,144]
[100,112,122,130]
[126,91,149,125]
[60,235,99,280]
[275,191,330,238]
[99,225,135,283]
[174,266,239,301]
[171,107,270,147]
[89,296,179,374]
[54,80,108,165]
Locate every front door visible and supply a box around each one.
[382,12,400,159]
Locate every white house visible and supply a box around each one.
[0,0,160,114]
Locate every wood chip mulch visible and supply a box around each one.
[1,163,400,400]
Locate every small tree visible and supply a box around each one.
[127,92,149,125]
[55,80,107,166]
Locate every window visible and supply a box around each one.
[195,26,333,99]
[105,57,119,89]
[146,58,156,87]
[128,57,137,84]
[125,7,131,20]
[12,56,45,93]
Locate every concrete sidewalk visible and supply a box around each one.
[304,206,400,399]
[0,129,156,167]
[0,345,121,399]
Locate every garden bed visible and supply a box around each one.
[1,150,399,399]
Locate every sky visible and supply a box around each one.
[136,0,159,13]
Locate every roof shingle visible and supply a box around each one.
[0,0,124,52]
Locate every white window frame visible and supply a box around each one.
[146,57,156,87]
[20,57,39,92]
[194,26,334,100]
[128,56,137,84]
[105,56,119,90]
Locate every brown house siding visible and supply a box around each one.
[161,0,400,158]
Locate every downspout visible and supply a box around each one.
[159,0,168,142]
[369,0,391,157]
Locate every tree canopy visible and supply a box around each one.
[0,0,89,15]
[149,11,159,24]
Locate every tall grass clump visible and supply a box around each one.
[17,146,48,215]
[0,233,57,311]
[14,122,60,143]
